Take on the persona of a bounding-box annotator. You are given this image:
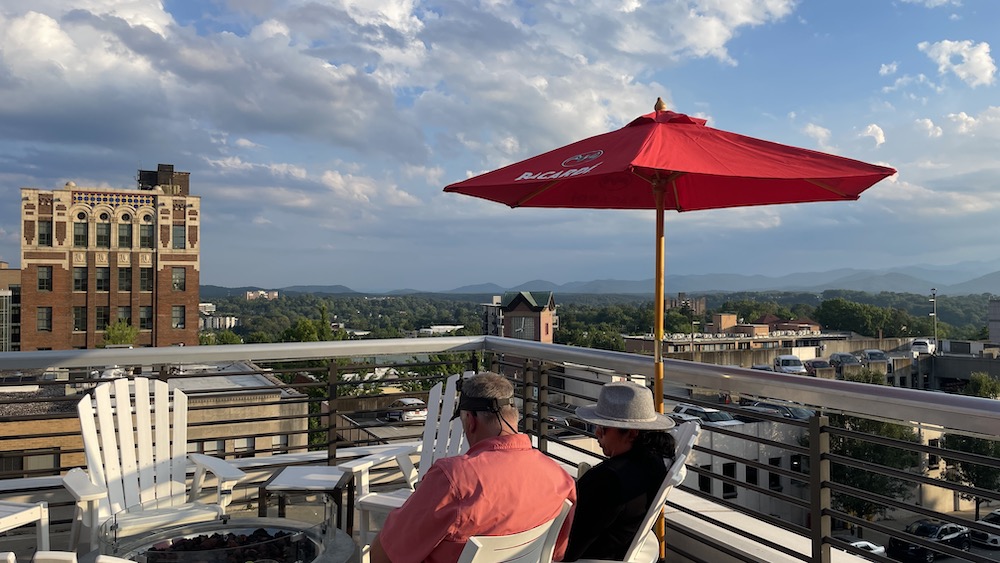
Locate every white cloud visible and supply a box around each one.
[915,118,943,138]
[918,39,997,88]
[879,61,898,76]
[946,106,1000,135]
[234,138,261,149]
[803,123,835,152]
[900,0,961,6]
[860,124,886,147]
[252,216,272,225]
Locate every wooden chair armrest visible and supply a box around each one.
[62,468,106,502]
[188,454,246,483]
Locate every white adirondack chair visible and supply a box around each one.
[574,420,701,563]
[357,372,470,561]
[63,377,246,551]
[457,498,573,563]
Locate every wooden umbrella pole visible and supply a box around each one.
[653,184,665,412]
[653,183,667,559]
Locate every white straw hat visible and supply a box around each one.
[575,382,675,430]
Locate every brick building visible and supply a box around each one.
[18,164,200,349]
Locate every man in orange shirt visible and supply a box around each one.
[371,372,576,563]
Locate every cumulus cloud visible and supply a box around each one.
[915,118,943,138]
[803,123,835,152]
[860,124,886,147]
[880,61,899,76]
[918,39,997,87]
[946,106,1000,135]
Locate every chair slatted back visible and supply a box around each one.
[416,372,470,483]
[458,499,572,563]
[622,421,700,561]
[78,378,189,518]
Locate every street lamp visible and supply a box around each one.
[930,288,938,354]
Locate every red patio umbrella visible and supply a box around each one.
[444,98,896,410]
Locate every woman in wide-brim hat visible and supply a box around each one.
[562,381,676,561]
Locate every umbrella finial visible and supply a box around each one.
[654,97,668,112]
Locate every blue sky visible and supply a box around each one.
[1,0,998,292]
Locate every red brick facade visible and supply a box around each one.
[19,171,201,350]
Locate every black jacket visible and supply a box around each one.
[563,446,667,560]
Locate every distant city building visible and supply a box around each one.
[666,292,706,315]
[500,291,558,343]
[18,164,200,349]
[418,325,464,336]
[200,315,239,331]
[0,260,19,351]
[246,290,279,300]
[989,299,1000,343]
[199,303,217,315]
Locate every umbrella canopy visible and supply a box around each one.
[446,103,896,211]
[444,99,896,418]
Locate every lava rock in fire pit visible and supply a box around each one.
[141,527,317,563]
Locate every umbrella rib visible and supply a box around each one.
[805,179,852,199]
[514,179,563,207]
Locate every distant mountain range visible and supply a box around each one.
[201,261,1000,298]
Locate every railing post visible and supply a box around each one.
[538,364,550,454]
[522,359,536,435]
[467,351,480,374]
[810,414,831,563]
[327,362,339,466]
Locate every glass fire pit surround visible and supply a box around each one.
[99,515,353,563]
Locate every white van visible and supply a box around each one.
[911,339,936,355]
[773,354,807,375]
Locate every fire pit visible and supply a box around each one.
[99,517,354,563]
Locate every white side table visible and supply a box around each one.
[0,500,50,551]
[259,466,355,536]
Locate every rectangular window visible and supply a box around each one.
[768,457,783,492]
[140,268,153,292]
[139,224,154,249]
[38,220,53,246]
[928,438,940,468]
[698,464,712,494]
[37,307,52,332]
[723,462,737,499]
[746,465,758,487]
[0,448,60,479]
[172,224,185,249]
[96,223,111,248]
[37,266,52,291]
[172,267,186,291]
[73,223,88,247]
[73,307,86,332]
[96,267,110,292]
[117,306,132,325]
[73,267,87,292]
[118,267,132,291]
[118,224,132,248]
[139,306,153,330]
[96,306,110,331]
[171,305,186,329]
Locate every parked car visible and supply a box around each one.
[887,519,971,561]
[734,404,784,423]
[672,403,742,427]
[828,352,861,377]
[750,364,774,371]
[385,397,428,422]
[971,508,1000,548]
[911,339,936,355]
[750,401,815,420]
[859,349,892,372]
[803,358,831,376]
[833,535,886,558]
[773,354,807,375]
